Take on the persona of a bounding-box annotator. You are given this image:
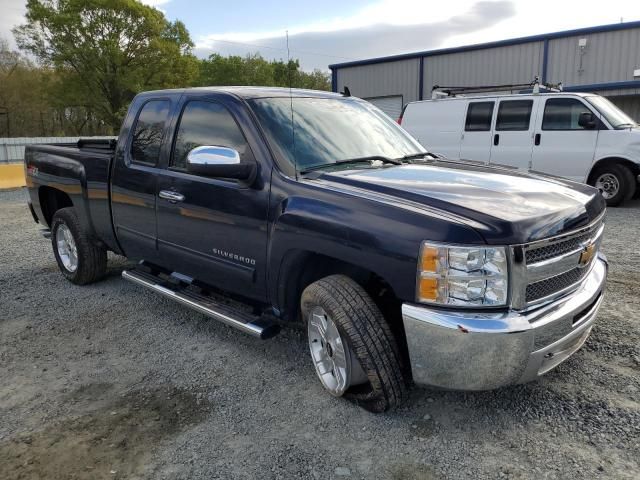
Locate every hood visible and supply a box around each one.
[312,161,605,244]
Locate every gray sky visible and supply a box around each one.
[1,0,638,70]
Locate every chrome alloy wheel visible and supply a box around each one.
[595,173,620,200]
[56,224,78,272]
[307,306,367,396]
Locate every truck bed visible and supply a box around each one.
[24,138,120,253]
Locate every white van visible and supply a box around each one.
[400,92,640,206]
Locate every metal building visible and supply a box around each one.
[329,21,640,120]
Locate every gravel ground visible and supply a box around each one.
[1,187,639,480]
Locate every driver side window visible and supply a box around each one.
[171,100,252,170]
[542,98,596,130]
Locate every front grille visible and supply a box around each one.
[525,229,594,264]
[526,266,590,302]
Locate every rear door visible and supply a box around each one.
[111,97,173,261]
[530,97,600,182]
[489,98,536,169]
[155,93,270,300]
[459,100,495,163]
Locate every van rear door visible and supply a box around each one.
[460,100,495,163]
[489,98,537,169]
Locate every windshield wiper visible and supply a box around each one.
[398,151,441,161]
[300,155,402,174]
[614,122,639,129]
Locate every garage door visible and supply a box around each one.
[364,96,403,120]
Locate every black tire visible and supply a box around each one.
[51,207,107,285]
[590,163,636,207]
[301,274,408,413]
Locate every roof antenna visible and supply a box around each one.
[341,86,351,97]
[286,30,297,179]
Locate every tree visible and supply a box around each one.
[197,53,331,91]
[14,0,199,132]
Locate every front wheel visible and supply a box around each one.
[51,207,107,285]
[591,164,636,207]
[301,275,408,412]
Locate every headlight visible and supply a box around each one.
[417,242,508,307]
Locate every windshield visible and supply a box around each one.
[586,96,638,129]
[248,97,424,172]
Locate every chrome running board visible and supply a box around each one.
[122,269,280,340]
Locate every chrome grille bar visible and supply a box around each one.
[510,215,605,311]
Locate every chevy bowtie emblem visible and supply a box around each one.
[578,243,596,267]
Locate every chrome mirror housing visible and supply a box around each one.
[187,145,241,166]
[185,145,255,181]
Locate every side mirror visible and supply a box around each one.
[578,112,597,129]
[186,146,256,181]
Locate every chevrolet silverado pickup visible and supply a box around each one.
[25,87,608,412]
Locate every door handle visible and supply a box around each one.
[159,190,185,203]
[534,133,541,146]
[493,133,500,146]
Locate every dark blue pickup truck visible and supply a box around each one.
[25,87,608,412]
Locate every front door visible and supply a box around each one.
[155,95,270,301]
[459,100,495,163]
[489,98,536,170]
[530,97,600,182]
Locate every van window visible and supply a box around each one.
[542,98,594,130]
[130,100,170,166]
[496,100,533,131]
[465,102,494,131]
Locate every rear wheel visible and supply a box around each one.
[301,274,408,412]
[51,207,107,285]
[591,164,635,207]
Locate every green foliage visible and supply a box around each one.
[197,53,331,91]
[4,1,331,137]
[14,0,199,132]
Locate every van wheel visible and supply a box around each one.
[591,164,635,206]
[51,207,107,285]
[301,274,408,413]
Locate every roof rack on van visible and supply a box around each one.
[431,77,563,99]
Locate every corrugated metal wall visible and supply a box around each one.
[422,42,545,95]
[547,29,640,85]
[336,59,421,105]
[0,137,115,163]
[333,24,640,118]
[609,96,640,121]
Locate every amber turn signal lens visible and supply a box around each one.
[421,246,439,272]
[418,276,439,301]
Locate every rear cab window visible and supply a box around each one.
[130,100,171,166]
[496,100,533,131]
[465,102,494,131]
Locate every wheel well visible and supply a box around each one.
[38,187,73,227]
[278,250,409,374]
[277,251,403,324]
[587,158,640,185]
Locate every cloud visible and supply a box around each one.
[195,0,517,70]
[0,0,27,48]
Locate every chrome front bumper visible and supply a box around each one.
[402,253,608,390]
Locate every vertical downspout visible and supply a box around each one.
[541,39,550,84]
[331,68,337,93]
[418,57,424,101]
